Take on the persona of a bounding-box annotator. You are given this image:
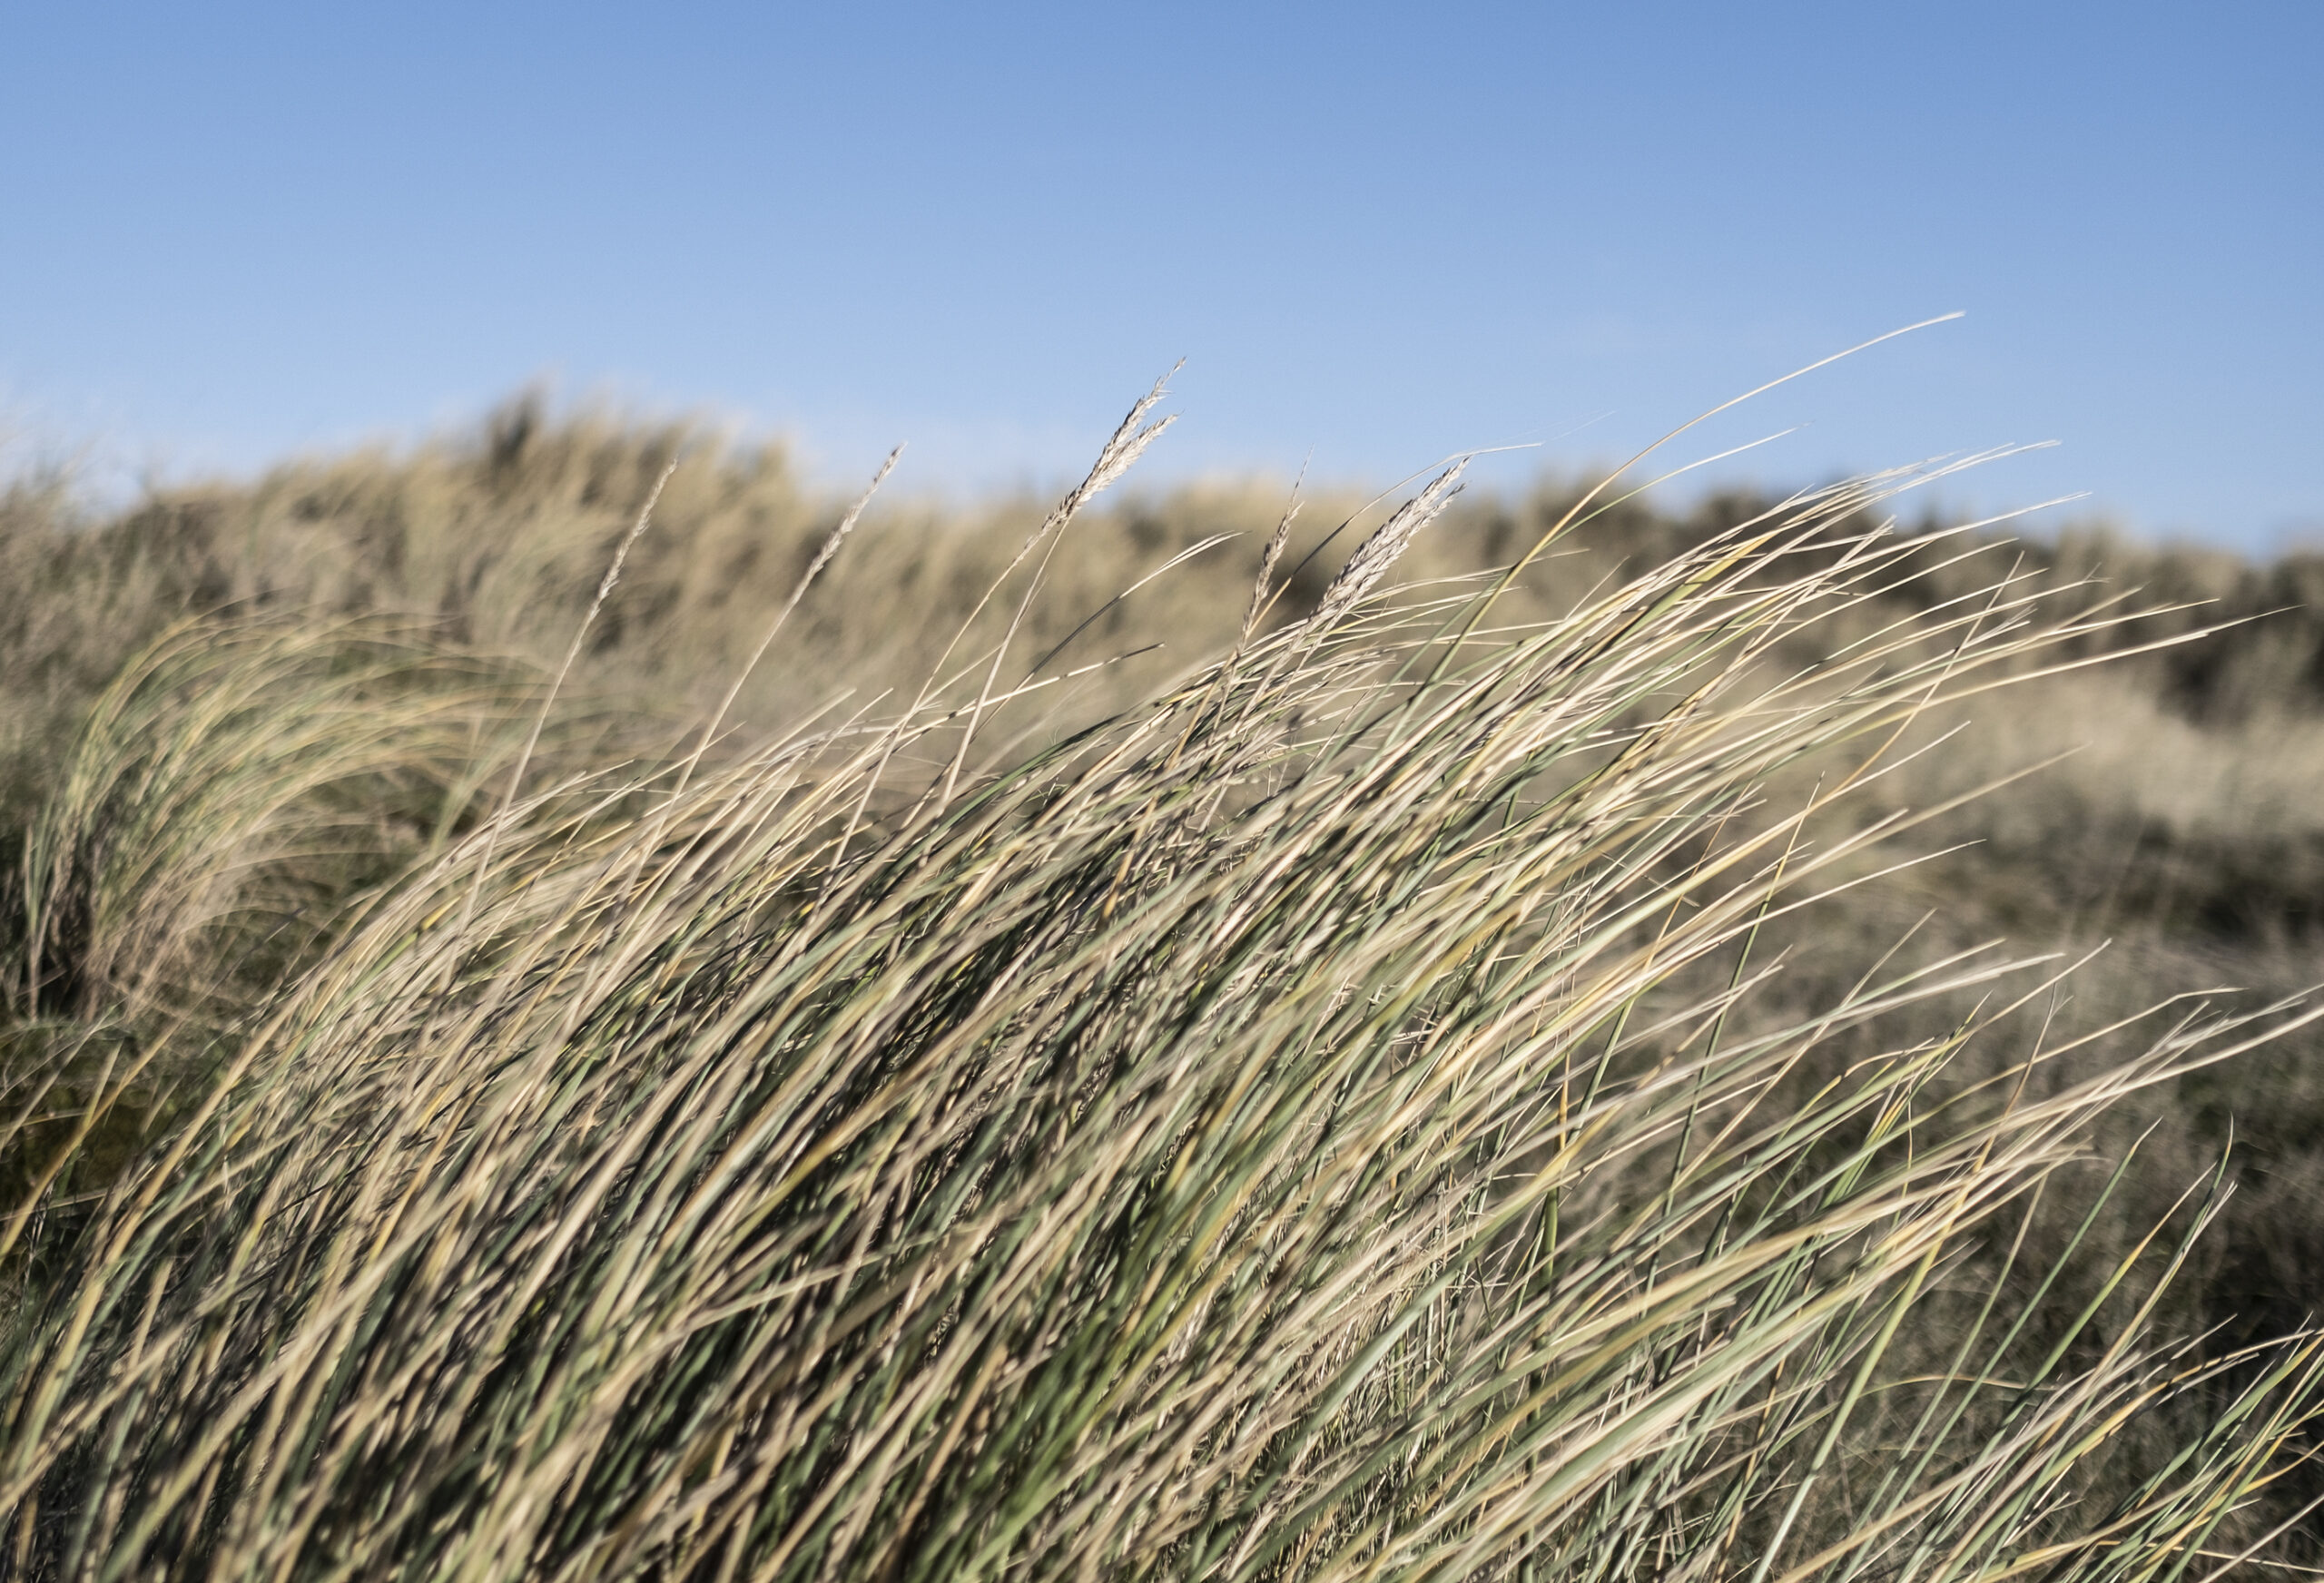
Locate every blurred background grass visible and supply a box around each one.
[14,395,2324,949]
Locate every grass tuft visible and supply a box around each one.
[0,399,2319,1582]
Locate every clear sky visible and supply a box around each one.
[3,2,2317,546]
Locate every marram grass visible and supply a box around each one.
[3,392,2321,1583]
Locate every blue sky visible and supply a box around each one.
[2,2,2317,546]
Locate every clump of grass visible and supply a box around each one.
[0,615,556,1232]
[1,390,2320,1583]
[5,616,548,1025]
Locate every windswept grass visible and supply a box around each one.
[2,384,2321,1581]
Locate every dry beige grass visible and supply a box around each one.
[5,392,2324,1580]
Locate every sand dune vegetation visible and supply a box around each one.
[5,384,2324,1581]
